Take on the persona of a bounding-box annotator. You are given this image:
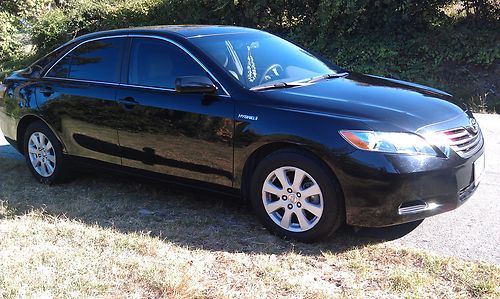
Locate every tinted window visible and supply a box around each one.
[31,44,72,76]
[191,32,342,89]
[128,38,206,89]
[47,38,124,83]
[46,55,71,78]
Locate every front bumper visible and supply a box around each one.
[335,140,485,227]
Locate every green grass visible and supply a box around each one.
[0,157,499,298]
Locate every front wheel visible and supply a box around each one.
[250,149,344,242]
[23,120,70,184]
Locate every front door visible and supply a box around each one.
[115,37,234,186]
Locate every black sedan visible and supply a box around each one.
[0,25,485,242]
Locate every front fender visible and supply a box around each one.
[232,101,370,189]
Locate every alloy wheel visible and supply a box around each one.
[262,166,324,232]
[27,132,56,177]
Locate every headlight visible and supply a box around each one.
[339,130,438,156]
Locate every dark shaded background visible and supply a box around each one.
[1,0,498,111]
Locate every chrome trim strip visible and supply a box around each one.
[398,204,428,215]
[120,83,175,92]
[42,34,232,97]
[446,130,469,139]
[398,202,441,215]
[441,126,483,158]
[42,77,232,98]
[454,133,481,152]
[43,76,120,86]
[119,83,231,98]
[453,134,478,147]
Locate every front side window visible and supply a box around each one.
[46,37,125,83]
[128,38,206,89]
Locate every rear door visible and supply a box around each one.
[115,36,235,186]
[36,36,126,165]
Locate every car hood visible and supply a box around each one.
[260,73,467,132]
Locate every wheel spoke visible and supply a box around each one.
[264,200,285,214]
[296,211,311,230]
[31,134,41,148]
[301,184,321,199]
[47,154,56,163]
[274,168,290,188]
[39,134,47,147]
[302,201,323,217]
[263,181,282,196]
[45,162,55,174]
[292,168,306,190]
[38,164,47,177]
[31,158,39,168]
[280,209,292,228]
[28,147,38,155]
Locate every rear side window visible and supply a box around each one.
[128,38,206,89]
[30,45,72,76]
[46,38,125,83]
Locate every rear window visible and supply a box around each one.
[46,37,125,83]
[29,45,71,77]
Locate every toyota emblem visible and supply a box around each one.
[469,118,479,134]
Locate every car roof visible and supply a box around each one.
[73,25,261,42]
[33,25,264,76]
[143,25,260,38]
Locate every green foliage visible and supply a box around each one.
[0,12,22,62]
[0,0,498,111]
[0,0,53,21]
[30,9,71,53]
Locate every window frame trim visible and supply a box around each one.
[43,34,231,98]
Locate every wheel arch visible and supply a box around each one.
[16,114,66,155]
[238,141,344,202]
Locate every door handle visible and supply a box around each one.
[39,87,54,97]
[119,97,138,110]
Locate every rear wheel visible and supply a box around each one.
[250,149,344,242]
[23,120,69,184]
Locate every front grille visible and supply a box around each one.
[441,126,482,158]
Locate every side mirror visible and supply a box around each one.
[175,76,217,94]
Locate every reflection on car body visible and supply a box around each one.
[0,25,484,242]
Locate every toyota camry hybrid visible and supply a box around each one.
[0,25,485,242]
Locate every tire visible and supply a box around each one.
[250,149,344,242]
[23,120,70,184]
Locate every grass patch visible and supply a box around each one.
[0,157,499,298]
[389,268,433,294]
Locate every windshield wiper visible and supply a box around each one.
[306,72,349,83]
[251,72,349,91]
[251,82,304,91]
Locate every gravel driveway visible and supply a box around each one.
[1,113,498,263]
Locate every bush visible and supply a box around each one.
[1,0,499,111]
[0,12,22,63]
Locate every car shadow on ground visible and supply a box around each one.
[0,153,423,256]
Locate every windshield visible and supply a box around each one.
[190,31,343,90]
